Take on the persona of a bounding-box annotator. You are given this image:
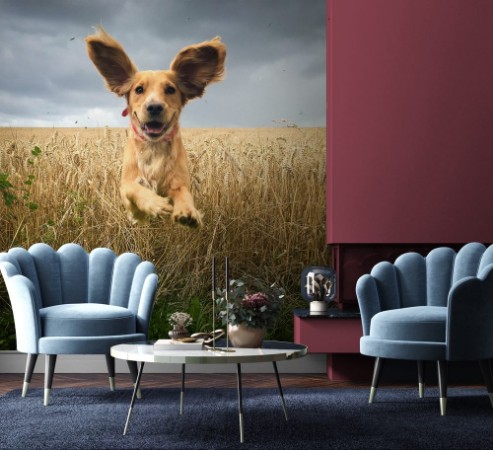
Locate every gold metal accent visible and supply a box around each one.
[22,381,29,398]
[439,397,447,416]
[180,391,184,415]
[205,346,236,353]
[369,386,377,404]
[488,393,493,408]
[109,377,116,391]
[192,329,225,345]
[419,382,424,399]
[43,388,51,406]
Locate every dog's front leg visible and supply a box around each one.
[168,183,203,228]
[120,141,173,223]
[120,181,173,223]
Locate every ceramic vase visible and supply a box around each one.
[228,323,265,348]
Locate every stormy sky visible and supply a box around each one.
[0,0,326,128]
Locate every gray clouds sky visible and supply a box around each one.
[0,0,326,128]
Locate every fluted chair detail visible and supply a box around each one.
[0,243,157,405]
[356,242,493,415]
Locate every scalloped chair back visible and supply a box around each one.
[0,243,158,405]
[356,242,493,415]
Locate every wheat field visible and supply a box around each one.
[0,126,327,342]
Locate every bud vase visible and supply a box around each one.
[228,323,265,348]
[168,325,190,340]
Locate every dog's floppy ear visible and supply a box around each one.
[170,37,226,101]
[85,26,137,97]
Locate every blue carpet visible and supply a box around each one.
[1,386,493,449]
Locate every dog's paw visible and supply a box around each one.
[145,196,173,217]
[173,206,203,228]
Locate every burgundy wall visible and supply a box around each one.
[327,0,493,244]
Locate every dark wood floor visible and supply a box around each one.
[0,373,367,395]
[1,372,481,397]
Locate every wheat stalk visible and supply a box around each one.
[0,126,328,328]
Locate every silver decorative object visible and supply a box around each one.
[300,266,336,314]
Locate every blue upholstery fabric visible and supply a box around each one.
[360,337,446,361]
[360,306,447,360]
[0,243,157,355]
[356,243,493,362]
[38,334,145,354]
[369,306,446,342]
[40,304,136,337]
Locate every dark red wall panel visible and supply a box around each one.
[327,0,493,244]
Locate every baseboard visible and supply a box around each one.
[0,350,326,374]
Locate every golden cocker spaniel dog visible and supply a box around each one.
[86,26,226,227]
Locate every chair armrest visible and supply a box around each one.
[446,266,493,361]
[356,274,382,336]
[3,274,41,354]
[136,273,158,336]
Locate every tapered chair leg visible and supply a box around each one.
[105,353,116,391]
[44,354,57,406]
[22,353,38,398]
[127,360,142,399]
[437,360,447,416]
[369,357,385,404]
[478,359,493,408]
[417,360,425,399]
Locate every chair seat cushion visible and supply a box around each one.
[40,304,136,337]
[370,306,447,342]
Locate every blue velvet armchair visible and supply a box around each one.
[0,243,157,405]
[356,242,493,415]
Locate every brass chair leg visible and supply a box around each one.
[105,353,116,391]
[369,357,384,404]
[22,353,38,398]
[417,360,425,399]
[437,360,447,416]
[44,354,57,406]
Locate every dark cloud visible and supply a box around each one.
[0,0,326,127]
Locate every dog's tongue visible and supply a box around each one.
[145,122,166,135]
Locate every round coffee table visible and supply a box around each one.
[111,340,308,443]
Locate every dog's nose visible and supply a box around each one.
[146,103,164,116]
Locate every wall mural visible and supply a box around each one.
[0,0,327,349]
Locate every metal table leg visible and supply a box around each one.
[273,361,288,421]
[236,363,244,443]
[123,361,145,436]
[127,360,142,399]
[180,363,185,415]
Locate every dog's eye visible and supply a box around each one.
[135,86,144,95]
[165,86,176,95]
